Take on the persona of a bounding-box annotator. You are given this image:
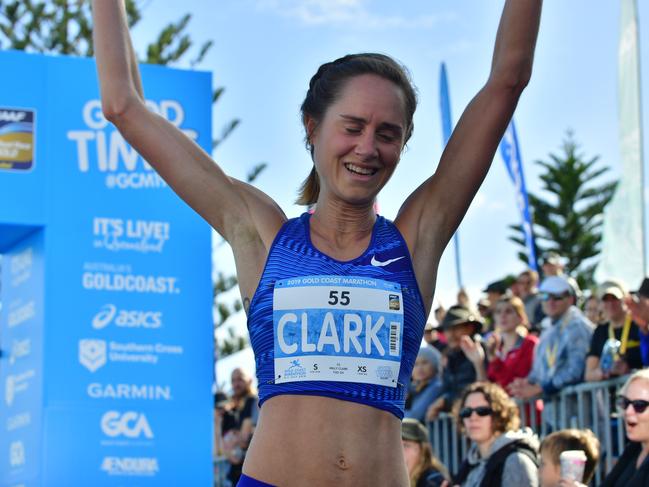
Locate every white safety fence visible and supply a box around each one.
[428,375,629,485]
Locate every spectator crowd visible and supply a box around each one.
[214,252,649,486]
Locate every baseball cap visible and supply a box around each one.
[597,279,628,300]
[402,418,429,443]
[482,280,508,294]
[542,251,563,266]
[539,275,572,295]
[439,305,483,333]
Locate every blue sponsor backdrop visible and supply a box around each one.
[0,50,213,485]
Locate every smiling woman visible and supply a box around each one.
[91,0,542,485]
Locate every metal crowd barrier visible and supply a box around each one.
[213,456,231,487]
[428,375,629,485]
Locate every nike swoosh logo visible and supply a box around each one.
[370,256,405,267]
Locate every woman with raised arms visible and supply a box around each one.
[92,1,542,485]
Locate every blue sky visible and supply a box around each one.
[131,1,649,348]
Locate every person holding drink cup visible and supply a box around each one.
[538,429,599,487]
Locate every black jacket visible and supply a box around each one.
[601,442,649,487]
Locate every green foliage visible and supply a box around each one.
[509,131,617,288]
[0,0,264,357]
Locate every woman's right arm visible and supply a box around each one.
[91,1,285,247]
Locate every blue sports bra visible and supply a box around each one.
[247,212,426,418]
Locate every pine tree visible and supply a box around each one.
[0,0,263,356]
[509,131,617,289]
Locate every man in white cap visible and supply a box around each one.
[585,279,644,381]
[509,276,593,407]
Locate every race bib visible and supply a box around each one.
[273,275,404,388]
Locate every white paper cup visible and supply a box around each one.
[560,450,587,482]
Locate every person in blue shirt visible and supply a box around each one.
[405,347,443,422]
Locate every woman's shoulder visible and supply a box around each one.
[522,334,539,346]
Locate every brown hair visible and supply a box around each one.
[453,382,520,435]
[296,53,418,206]
[540,429,600,484]
[518,269,539,286]
[495,294,530,334]
[408,440,448,487]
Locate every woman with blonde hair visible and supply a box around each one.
[601,368,649,486]
[451,382,538,487]
[487,295,538,389]
[458,296,538,389]
[401,418,448,487]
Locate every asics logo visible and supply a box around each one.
[370,256,405,267]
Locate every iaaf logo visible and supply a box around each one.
[92,304,162,330]
[67,99,198,190]
[93,217,170,254]
[101,411,154,439]
[0,110,26,122]
[101,456,159,477]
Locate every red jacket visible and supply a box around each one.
[487,334,538,388]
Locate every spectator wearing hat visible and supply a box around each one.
[426,305,486,420]
[517,269,545,332]
[625,277,649,366]
[405,347,443,422]
[401,418,449,487]
[424,320,448,354]
[541,252,565,277]
[508,276,593,407]
[481,280,509,331]
[585,279,644,382]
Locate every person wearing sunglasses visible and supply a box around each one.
[601,368,649,486]
[451,382,539,487]
[508,276,593,429]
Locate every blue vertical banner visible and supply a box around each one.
[0,51,213,486]
[499,119,538,271]
[439,63,463,289]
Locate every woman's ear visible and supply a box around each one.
[304,114,318,147]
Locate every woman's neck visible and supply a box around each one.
[311,198,376,235]
[502,330,519,351]
[638,441,649,468]
[477,433,500,459]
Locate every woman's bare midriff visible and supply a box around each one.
[242,395,409,487]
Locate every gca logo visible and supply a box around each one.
[101,411,154,439]
[92,304,162,330]
[79,339,107,372]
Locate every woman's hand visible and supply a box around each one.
[460,336,485,365]
[426,397,446,421]
[486,332,501,361]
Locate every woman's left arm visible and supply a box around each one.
[396,0,542,302]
